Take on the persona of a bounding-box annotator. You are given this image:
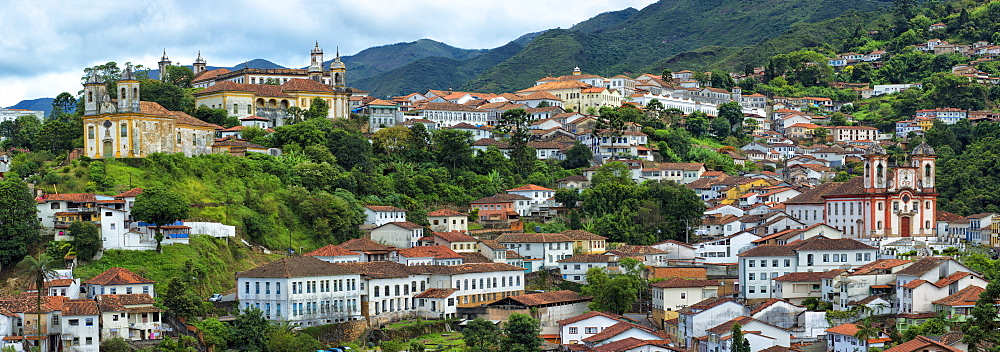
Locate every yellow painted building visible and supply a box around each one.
[721,178,772,205]
[82,68,220,159]
[193,76,350,127]
[517,79,623,113]
[562,230,608,254]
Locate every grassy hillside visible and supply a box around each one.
[570,7,640,34]
[74,235,280,297]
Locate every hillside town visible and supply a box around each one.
[9,1,1000,352]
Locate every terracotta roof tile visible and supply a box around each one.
[895,257,953,276]
[849,259,913,276]
[707,316,754,335]
[365,205,407,212]
[61,300,100,316]
[501,290,591,306]
[773,270,844,282]
[84,267,155,285]
[556,311,627,326]
[114,188,143,198]
[558,254,616,263]
[883,336,963,352]
[414,288,458,299]
[651,277,723,288]
[470,193,532,204]
[339,238,396,252]
[304,244,361,257]
[237,256,355,278]
[496,233,572,243]
[931,285,985,306]
[396,245,463,259]
[432,231,477,243]
[459,252,492,263]
[506,184,554,192]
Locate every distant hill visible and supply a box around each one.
[6,98,54,117]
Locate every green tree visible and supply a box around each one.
[191,107,236,127]
[496,108,536,175]
[732,323,751,352]
[140,79,193,112]
[267,329,321,352]
[304,97,329,120]
[591,161,632,186]
[502,313,542,352]
[164,65,195,88]
[327,129,373,170]
[463,318,501,352]
[813,127,829,140]
[405,123,434,162]
[156,335,199,352]
[562,142,593,169]
[0,179,39,266]
[194,318,231,351]
[581,266,640,314]
[686,111,710,137]
[433,129,474,169]
[231,307,271,352]
[131,187,189,253]
[50,92,77,119]
[100,337,134,352]
[69,221,101,261]
[555,188,580,209]
[372,125,413,155]
[595,107,629,158]
[718,101,744,134]
[36,117,82,153]
[854,319,882,344]
[17,253,57,345]
[163,277,204,319]
[711,117,731,138]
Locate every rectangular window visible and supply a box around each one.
[85,318,94,326]
[784,259,790,267]
[748,260,755,267]
[276,282,281,295]
[569,327,578,334]
[255,282,260,294]
[749,273,755,280]
[761,260,767,267]
[585,327,599,334]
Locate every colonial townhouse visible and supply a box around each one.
[84,267,155,299]
[562,230,607,254]
[557,254,619,283]
[579,130,650,161]
[637,163,706,184]
[477,240,510,264]
[505,184,556,217]
[828,126,879,143]
[578,321,666,349]
[697,214,742,238]
[426,209,469,233]
[445,123,491,142]
[409,263,525,310]
[932,285,983,323]
[894,257,985,314]
[60,300,101,352]
[608,245,669,267]
[95,294,162,341]
[915,108,967,124]
[469,194,531,222]
[771,271,842,304]
[703,316,793,352]
[496,233,574,271]
[369,221,424,249]
[825,259,912,310]
[738,237,877,299]
[236,256,364,327]
[677,297,747,349]
[694,231,760,264]
[651,240,697,262]
[339,238,395,262]
[391,246,464,266]
[304,244,363,263]
[651,278,722,329]
[557,311,629,345]
[362,206,407,228]
[429,231,479,253]
[361,99,401,132]
[826,323,891,352]
[752,224,843,246]
[414,102,489,128]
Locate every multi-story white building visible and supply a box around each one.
[237,256,363,326]
[496,233,574,270]
[557,254,618,283]
[60,300,101,352]
[370,221,424,249]
[0,108,44,123]
[694,232,760,264]
[737,237,877,299]
[826,323,890,352]
[84,267,156,299]
[363,206,407,227]
[413,102,489,128]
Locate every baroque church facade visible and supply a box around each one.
[81,67,220,159]
[187,43,352,126]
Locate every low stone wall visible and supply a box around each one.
[304,320,368,345]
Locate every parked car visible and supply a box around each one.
[208,294,223,302]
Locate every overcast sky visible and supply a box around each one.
[0,0,658,108]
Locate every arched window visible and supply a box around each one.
[133,87,138,98]
[88,91,93,102]
[876,164,884,180]
[120,123,127,137]
[373,286,379,297]
[121,88,126,99]
[925,164,932,178]
[176,132,181,143]
[384,286,389,296]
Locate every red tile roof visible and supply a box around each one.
[395,245,463,259]
[114,188,143,198]
[651,277,722,288]
[496,233,572,243]
[883,336,963,352]
[84,267,155,285]
[304,244,361,257]
[932,285,985,306]
[414,288,458,299]
[561,230,607,241]
[428,209,468,217]
[501,290,591,306]
[365,205,406,212]
[432,231,477,243]
[339,238,396,252]
[506,184,554,192]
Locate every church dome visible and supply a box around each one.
[86,71,104,85]
[120,66,136,81]
[866,144,887,155]
[911,141,936,156]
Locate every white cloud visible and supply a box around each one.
[0,0,656,107]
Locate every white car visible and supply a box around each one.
[208,294,223,302]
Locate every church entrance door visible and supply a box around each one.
[103,141,114,158]
[901,217,911,237]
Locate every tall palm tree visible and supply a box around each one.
[854,319,882,351]
[18,253,58,350]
